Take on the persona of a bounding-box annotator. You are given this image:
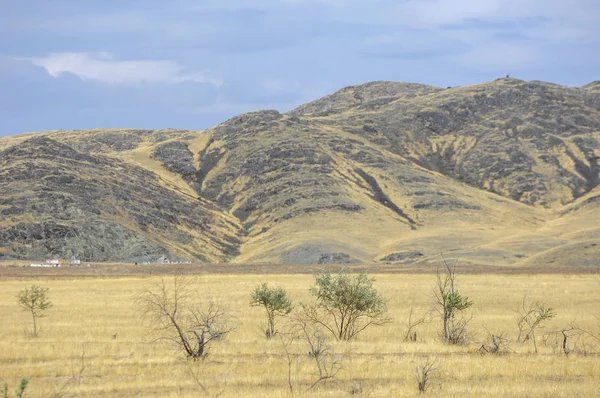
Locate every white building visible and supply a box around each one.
[68,256,81,265]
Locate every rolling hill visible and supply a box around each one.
[1,77,599,267]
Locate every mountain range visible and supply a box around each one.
[1,77,599,267]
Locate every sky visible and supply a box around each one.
[1,0,599,136]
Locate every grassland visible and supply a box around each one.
[1,267,599,397]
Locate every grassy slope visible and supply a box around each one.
[1,78,599,265]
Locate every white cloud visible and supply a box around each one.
[28,53,222,86]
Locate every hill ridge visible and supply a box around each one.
[1,78,599,267]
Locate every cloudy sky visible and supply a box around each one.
[2,0,599,136]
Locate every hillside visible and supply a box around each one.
[1,77,599,267]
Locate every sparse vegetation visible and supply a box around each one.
[433,259,473,344]
[135,275,237,360]
[0,272,599,397]
[1,378,29,398]
[515,296,556,353]
[404,308,432,342]
[17,285,52,337]
[250,282,292,338]
[4,80,600,268]
[415,357,440,393]
[303,270,390,340]
[279,312,343,392]
[479,331,511,355]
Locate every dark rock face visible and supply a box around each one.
[299,79,600,207]
[317,253,360,264]
[278,244,362,264]
[152,141,202,192]
[354,167,416,225]
[0,221,167,262]
[0,137,241,261]
[380,251,424,263]
[198,111,366,233]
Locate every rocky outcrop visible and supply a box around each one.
[1,78,600,265]
[0,137,241,261]
[380,251,424,263]
[294,78,600,207]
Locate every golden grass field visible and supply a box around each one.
[1,269,599,397]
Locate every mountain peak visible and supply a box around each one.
[0,136,100,165]
[289,81,443,117]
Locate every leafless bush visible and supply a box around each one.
[404,308,433,342]
[479,331,510,355]
[350,380,364,395]
[279,334,298,393]
[279,312,343,392]
[544,324,600,356]
[415,357,440,393]
[186,360,229,397]
[135,275,237,360]
[515,296,555,353]
[296,313,342,391]
[49,343,87,398]
[446,313,472,345]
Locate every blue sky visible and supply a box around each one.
[2,0,599,136]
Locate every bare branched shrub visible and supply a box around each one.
[415,357,440,393]
[433,258,473,344]
[186,360,229,397]
[279,334,298,393]
[303,270,391,340]
[404,308,433,342]
[543,328,577,356]
[544,325,600,356]
[306,342,342,391]
[572,322,600,354]
[279,312,343,392]
[135,275,237,360]
[294,313,343,391]
[515,296,555,354]
[350,380,364,395]
[51,343,88,398]
[479,331,510,355]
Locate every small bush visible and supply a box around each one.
[250,283,293,338]
[1,378,29,398]
[18,285,52,337]
[304,269,390,340]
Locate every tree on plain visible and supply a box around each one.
[303,269,390,340]
[18,285,52,337]
[433,258,473,344]
[250,282,293,338]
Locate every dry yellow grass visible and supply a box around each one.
[0,272,599,397]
